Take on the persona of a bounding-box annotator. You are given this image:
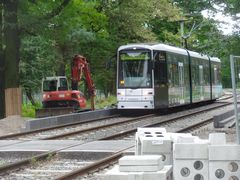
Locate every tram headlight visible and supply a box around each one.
[142,90,153,96]
[117,90,125,96]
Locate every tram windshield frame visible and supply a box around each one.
[118,50,152,89]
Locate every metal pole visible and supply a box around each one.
[230,55,240,144]
[180,21,184,47]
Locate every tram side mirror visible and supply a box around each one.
[106,54,117,70]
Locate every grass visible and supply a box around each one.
[22,95,117,118]
[22,102,41,118]
[88,95,117,109]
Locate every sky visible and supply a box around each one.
[202,4,240,35]
[202,5,238,35]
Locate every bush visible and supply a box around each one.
[87,95,117,109]
[22,102,41,118]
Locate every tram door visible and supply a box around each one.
[199,65,204,100]
[153,51,168,108]
[178,62,184,104]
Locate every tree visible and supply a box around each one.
[3,0,20,88]
[18,0,73,104]
[0,2,5,118]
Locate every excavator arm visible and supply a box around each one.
[71,55,96,110]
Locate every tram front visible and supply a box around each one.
[117,46,154,109]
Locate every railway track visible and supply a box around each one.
[0,102,232,142]
[0,101,234,179]
[0,115,122,140]
[54,112,220,180]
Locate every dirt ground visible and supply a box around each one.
[0,116,29,136]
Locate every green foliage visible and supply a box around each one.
[22,102,41,118]
[88,95,117,109]
[13,0,240,103]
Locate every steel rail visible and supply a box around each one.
[54,104,229,179]
[55,147,133,180]
[0,115,119,140]
[42,114,156,140]
[177,117,214,133]
[0,114,154,175]
[101,103,231,140]
[0,102,231,177]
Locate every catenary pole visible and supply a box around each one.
[230,55,240,144]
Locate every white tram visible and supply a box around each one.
[117,43,222,109]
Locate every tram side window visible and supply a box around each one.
[191,58,199,87]
[154,51,167,84]
[213,63,221,85]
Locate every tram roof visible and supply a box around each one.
[118,43,220,62]
[210,57,221,63]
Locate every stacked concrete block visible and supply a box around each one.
[103,130,240,180]
[103,165,173,180]
[209,144,240,179]
[103,166,144,180]
[102,155,173,180]
[119,155,164,172]
[209,133,226,145]
[135,127,167,154]
[135,128,173,165]
[173,142,209,180]
[167,133,195,143]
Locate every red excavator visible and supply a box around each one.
[41,55,96,115]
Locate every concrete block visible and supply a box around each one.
[167,133,193,143]
[173,159,209,180]
[103,165,143,180]
[137,128,167,136]
[142,165,173,180]
[174,143,209,159]
[209,144,240,179]
[25,109,117,131]
[102,165,173,180]
[141,138,172,153]
[119,155,163,166]
[209,145,240,160]
[209,161,240,180]
[209,133,226,145]
[135,129,173,165]
[140,137,173,165]
[142,153,172,165]
[119,165,162,172]
[119,155,164,172]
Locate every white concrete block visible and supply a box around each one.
[167,133,193,143]
[119,165,162,172]
[142,165,173,180]
[102,165,173,180]
[209,161,240,180]
[141,138,172,154]
[209,145,240,160]
[209,133,226,145]
[173,159,209,180]
[142,152,172,165]
[119,155,163,166]
[174,143,209,159]
[103,165,143,180]
[209,144,240,179]
[137,128,167,136]
[119,155,164,172]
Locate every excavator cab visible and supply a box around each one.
[42,76,69,92]
[41,76,87,109]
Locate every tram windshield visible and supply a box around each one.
[118,50,152,88]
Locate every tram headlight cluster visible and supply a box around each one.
[142,89,153,96]
[117,90,125,96]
